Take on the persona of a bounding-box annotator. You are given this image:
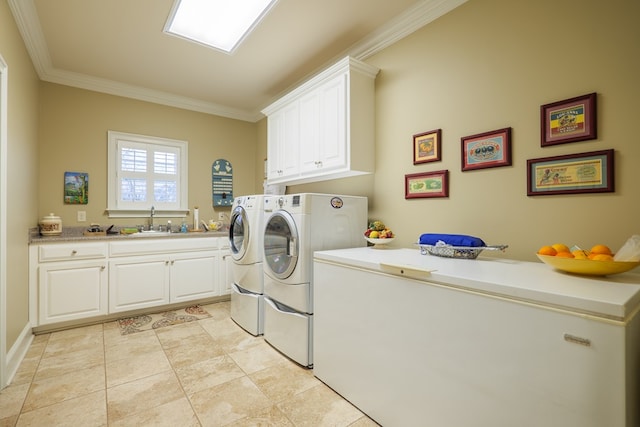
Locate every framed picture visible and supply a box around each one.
[413,129,442,164]
[461,127,512,171]
[541,92,597,146]
[405,170,449,199]
[64,172,88,204]
[526,149,614,196]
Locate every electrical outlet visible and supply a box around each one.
[218,212,225,221]
[77,211,87,222]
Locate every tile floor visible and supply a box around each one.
[0,301,379,427]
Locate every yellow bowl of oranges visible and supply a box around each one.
[536,243,640,276]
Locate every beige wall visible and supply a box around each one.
[38,83,259,228]
[1,1,40,350]
[3,0,640,355]
[290,0,640,262]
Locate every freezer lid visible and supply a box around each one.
[314,247,640,322]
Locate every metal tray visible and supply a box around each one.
[418,244,508,259]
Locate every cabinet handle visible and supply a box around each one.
[71,250,78,255]
[165,260,170,265]
[171,260,175,265]
[315,160,323,168]
[101,266,106,271]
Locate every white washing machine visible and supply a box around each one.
[229,194,266,336]
[262,193,367,367]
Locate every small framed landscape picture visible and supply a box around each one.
[64,172,88,204]
[413,129,442,164]
[461,127,512,171]
[541,92,597,146]
[405,170,449,199]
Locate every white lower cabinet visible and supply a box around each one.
[220,247,232,295]
[109,250,219,312]
[108,255,170,313]
[38,260,107,325]
[30,236,227,327]
[170,251,219,302]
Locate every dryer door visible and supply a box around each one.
[229,205,248,261]
[263,211,299,280]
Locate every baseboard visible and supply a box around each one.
[4,322,33,386]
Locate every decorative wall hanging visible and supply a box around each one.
[64,172,88,204]
[541,92,597,146]
[212,159,233,206]
[526,149,613,196]
[461,127,512,171]
[405,170,449,199]
[413,129,442,164]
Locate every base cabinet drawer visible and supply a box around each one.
[39,242,107,262]
[38,260,107,324]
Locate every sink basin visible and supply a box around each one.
[128,231,173,237]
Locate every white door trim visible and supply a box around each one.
[0,54,8,388]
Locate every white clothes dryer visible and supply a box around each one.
[229,194,266,336]
[262,193,367,367]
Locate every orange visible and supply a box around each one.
[556,251,574,258]
[590,244,612,255]
[592,254,614,262]
[572,250,589,259]
[537,245,557,256]
[552,243,571,254]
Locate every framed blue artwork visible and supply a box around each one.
[212,159,233,206]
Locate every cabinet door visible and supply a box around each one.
[38,260,107,325]
[109,256,169,313]
[299,73,347,175]
[299,90,320,173]
[267,102,300,182]
[170,251,218,302]
[220,248,232,295]
[316,73,347,171]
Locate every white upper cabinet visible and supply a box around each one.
[266,101,300,180]
[262,57,379,185]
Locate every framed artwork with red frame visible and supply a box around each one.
[405,170,449,199]
[461,127,512,171]
[541,92,597,146]
[413,129,442,164]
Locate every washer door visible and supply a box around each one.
[263,211,298,280]
[229,205,248,261]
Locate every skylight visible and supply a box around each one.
[164,0,278,54]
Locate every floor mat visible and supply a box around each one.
[117,305,211,335]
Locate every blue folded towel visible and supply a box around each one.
[419,233,486,247]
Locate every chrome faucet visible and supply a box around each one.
[149,205,155,231]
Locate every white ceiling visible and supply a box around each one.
[9,0,466,122]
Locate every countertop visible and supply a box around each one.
[29,227,228,244]
[314,247,640,322]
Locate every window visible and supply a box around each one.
[107,131,188,217]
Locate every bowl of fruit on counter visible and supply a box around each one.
[536,242,640,276]
[364,221,395,248]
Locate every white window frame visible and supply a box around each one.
[107,131,189,218]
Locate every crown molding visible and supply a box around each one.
[8,0,466,123]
